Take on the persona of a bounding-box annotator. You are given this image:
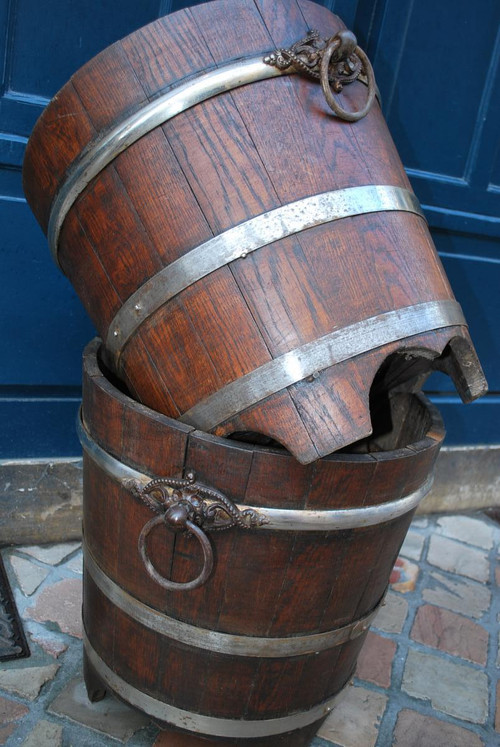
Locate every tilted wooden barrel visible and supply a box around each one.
[23,0,485,464]
[80,339,444,744]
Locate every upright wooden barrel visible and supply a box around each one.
[23,0,485,463]
[81,339,444,744]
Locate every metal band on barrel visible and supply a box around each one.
[48,57,290,267]
[84,633,347,737]
[180,299,465,430]
[106,185,424,363]
[77,415,434,531]
[48,53,379,269]
[84,543,382,658]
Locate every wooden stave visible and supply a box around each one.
[82,338,442,736]
[23,0,483,463]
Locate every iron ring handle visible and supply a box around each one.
[320,40,376,121]
[138,509,214,592]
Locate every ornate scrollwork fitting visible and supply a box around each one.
[264,29,376,121]
[264,29,358,85]
[128,472,267,532]
[126,473,267,592]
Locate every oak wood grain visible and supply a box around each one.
[23,0,476,464]
[82,339,443,738]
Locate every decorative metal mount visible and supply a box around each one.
[127,472,267,592]
[264,29,376,121]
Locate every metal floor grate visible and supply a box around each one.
[0,554,30,662]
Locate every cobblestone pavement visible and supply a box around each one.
[0,512,499,746]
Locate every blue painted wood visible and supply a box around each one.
[430,232,500,391]
[0,0,498,456]
[0,200,95,385]
[0,397,82,458]
[0,0,162,457]
[321,0,360,30]
[351,0,499,443]
[354,0,500,217]
[8,0,159,99]
[428,395,500,445]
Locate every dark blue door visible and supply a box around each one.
[1,0,498,456]
[353,0,500,444]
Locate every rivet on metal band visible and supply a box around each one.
[84,543,383,658]
[179,299,466,431]
[105,185,424,364]
[77,413,434,531]
[84,633,348,738]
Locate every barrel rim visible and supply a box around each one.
[47,56,289,267]
[79,412,434,531]
[83,338,445,467]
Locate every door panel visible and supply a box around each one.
[0,0,498,456]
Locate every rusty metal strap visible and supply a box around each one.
[105,184,424,365]
[84,633,349,737]
[84,542,383,658]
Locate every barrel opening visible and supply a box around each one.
[340,345,450,455]
[370,338,487,406]
[97,346,129,394]
[340,391,434,454]
[94,339,441,460]
[226,431,285,449]
[227,390,435,458]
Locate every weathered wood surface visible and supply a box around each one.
[23,0,484,464]
[81,339,444,740]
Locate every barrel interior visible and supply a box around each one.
[230,388,435,456]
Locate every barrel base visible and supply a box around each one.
[153,720,327,746]
[83,634,348,745]
[83,648,331,745]
[83,648,107,703]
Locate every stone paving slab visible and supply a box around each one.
[355,633,396,688]
[0,511,499,746]
[48,677,151,742]
[435,515,495,549]
[389,557,419,593]
[0,697,29,745]
[399,530,425,561]
[317,686,388,747]
[427,534,490,582]
[8,556,49,597]
[392,709,484,746]
[0,664,60,701]
[373,592,408,634]
[17,542,81,566]
[21,720,63,747]
[422,570,491,619]
[410,604,488,665]
[402,649,489,724]
[26,577,82,638]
